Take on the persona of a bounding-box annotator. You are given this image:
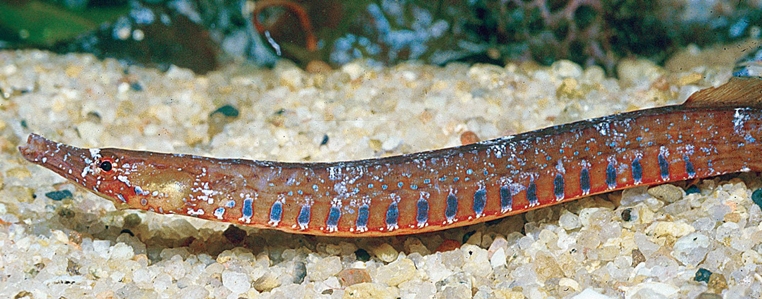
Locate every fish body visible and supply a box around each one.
[19,77,762,236]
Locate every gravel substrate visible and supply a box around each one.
[1,46,761,298]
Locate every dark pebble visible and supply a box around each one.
[354,248,370,261]
[694,268,712,283]
[45,190,72,201]
[222,225,247,244]
[211,105,240,118]
[685,185,701,194]
[752,189,762,209]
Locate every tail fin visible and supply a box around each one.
[683,77,762,108]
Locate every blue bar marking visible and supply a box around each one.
[473,188,486,216]
[631,157,642,183]
[269,200,283,225]
[356,204,369,231]
[385,201,399,228]
[499,185,512,212]
[684,155,696,177]
[553,173,564,200]
[297,204,311,229]
[580,167,591,194]
[242,197,254,219]
[326,205,341,230]
[445,193,458,222]
[658,153,670,180]
[416,197,429,226]
[606,161,617,189]
[527,181,538,206]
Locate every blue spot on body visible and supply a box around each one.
[214,207,225,218]
[398,182,404,188]
[580,167,591,194]
[225,200,236,208]
[499,185,512,212]
[632,157,642,183]
[473,188,486,216]
[411,184,418,190]
[423,179,430,184]
[445,193,458,221]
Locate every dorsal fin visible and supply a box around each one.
[683,76,762,108]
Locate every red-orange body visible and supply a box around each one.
[18,78,762,236]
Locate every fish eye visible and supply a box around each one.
[99,160,113,172]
